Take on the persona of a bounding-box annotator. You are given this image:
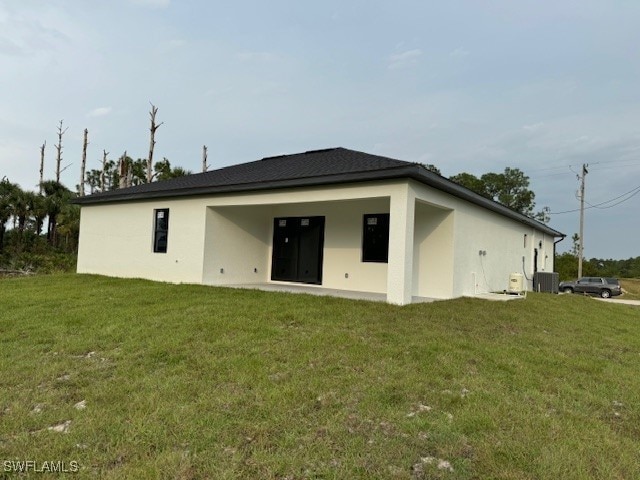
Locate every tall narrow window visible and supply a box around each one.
[362,213,390,263]
[153,208,169,253]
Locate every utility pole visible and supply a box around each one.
[578,163,588,277]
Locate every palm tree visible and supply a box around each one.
[0,178,16,252]
[10,187,31,235]
[41,180,73,247]
[30,193,48,237]
[56,203,80,252]
[154,158,192,181]
[6,186,34,253]
[0,178,25,253]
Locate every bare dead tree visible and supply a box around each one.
[126,160,133,187]
[59,163,73,175]
[79,128,88,196]
[202,145,208,172]
[39,141,46,194]
[147,103,163,183]
[54,120,68,183]
[101,149,109,192]
[118,151,128,189]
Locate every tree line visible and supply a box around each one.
[421,163,550,222]
[0,178,77,255]
[0,158,189,254]
[555,240,640,280]
[0,104,191,273]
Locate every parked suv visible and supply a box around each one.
[559,277,622,298]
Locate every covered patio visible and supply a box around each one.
[201,182,456,305]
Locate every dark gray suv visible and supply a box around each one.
[559,277,622,298]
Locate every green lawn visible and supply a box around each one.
[1,275,639,479]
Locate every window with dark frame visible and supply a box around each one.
[153,208,169,253]
[362,213,390,263]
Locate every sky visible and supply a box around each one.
[1,0,639,259]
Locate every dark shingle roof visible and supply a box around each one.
[75,147,409,202]
[73,147,563,237]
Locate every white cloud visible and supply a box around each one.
[128,0,170,8]
[0,11,70,57]
[236,51,279,63]
[166,39,186,48]
[522,122,544,132]
[87,107,112,118]
[388,49,422,69]
[0,37,25,56]
[250,81,289,96]
[450,47,469,58]
[204,85,234,97]
[158,38,187,54]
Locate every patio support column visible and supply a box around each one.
[386,184,415,305]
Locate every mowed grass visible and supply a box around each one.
[1,275,639,479]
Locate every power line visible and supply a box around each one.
[526,164,575,174]
[586,184,640,206]
[549,183,640,214]
[585,187,640,209]
[528,159,640,179]
[531,171,576,179]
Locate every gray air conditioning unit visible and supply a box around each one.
[533,272,559,293]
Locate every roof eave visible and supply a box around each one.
[71,168,413,205]
[73,165,563,237]
[404,167,563,237]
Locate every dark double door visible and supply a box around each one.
[271,216,325,284]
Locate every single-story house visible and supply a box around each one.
[73,147,564,305]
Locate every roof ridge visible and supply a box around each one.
[260,147,342,161]
[303,147,340,155]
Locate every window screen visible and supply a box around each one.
[362,213,390,263]
[153,208,169,253]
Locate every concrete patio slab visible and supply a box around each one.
[225,283,526,304]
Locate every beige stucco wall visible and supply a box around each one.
[272,198,390,293]
[77,178,558,302]
[449,203,556,296]
[410,180,555,297]
[201,198,390,293]
[202,205,272,285]
[412,201,454,298]
[76,198,208,283]
[77,182,404,292]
